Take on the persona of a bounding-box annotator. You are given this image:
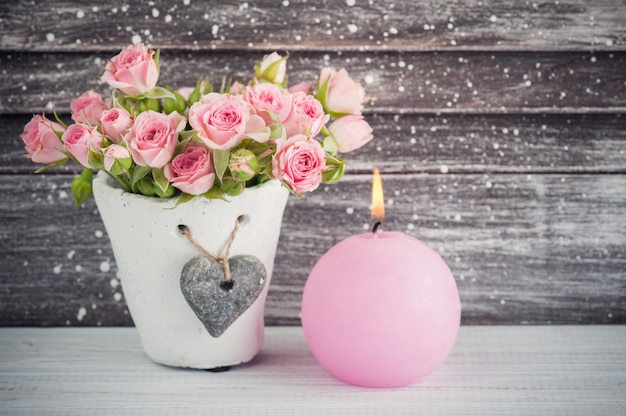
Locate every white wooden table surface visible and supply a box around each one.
[1,326,625,415]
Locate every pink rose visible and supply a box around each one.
[255,52,287,85]
[100,107,133,143]
[103,144,131,172]
[282,92,329,138]
[100,43,159,96]
[62,123,103,168]
[164,144,215,195]
[127,110,186,168]
[327,115,374,152]
[272,134,326,195]
[20,115,67,164]
[244,83,291,126]
[70,90,108,125]
[317,68,366,115]
[189,93,269,150]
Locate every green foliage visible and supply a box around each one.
[213,149,230,183]
[163,87,187,114]
[71,169,93,208]
[322,155,345,184]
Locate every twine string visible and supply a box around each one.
[178,216,243,282]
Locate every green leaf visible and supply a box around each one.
[316,75,330,109]
[179,130,198,142]
[202,186,229,201]
[34,158,68,173]
[101,136,114,148]
[88,149,104,170]
[115,93,134,114]
[244,139,268,154]
[142,87,176,100]
[155,184,176,198]
[247,173,273,188]
[326,110,352,120]
[117,155,132,171]
[221,177,245,197]
[108,171,132,192]
[71,169,93,208]
[131,165,152,187]
[174,193,198,207]
[152,167,170,194]
[135,176,156,196]
[188,79,203,105]
[52,109,69,130]
[203,77,213,94]
[213,149,230,183]
[322,155,345,184]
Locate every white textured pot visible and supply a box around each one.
[92,171,290,369]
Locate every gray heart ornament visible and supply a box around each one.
[180,255,266,338]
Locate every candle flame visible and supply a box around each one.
[371,168,385,222]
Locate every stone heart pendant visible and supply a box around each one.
[180,255,266,338]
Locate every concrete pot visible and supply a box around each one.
[93,171,289,369]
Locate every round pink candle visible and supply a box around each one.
[301,230,461,388]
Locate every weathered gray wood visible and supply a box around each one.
[1,173,624,326]
[1,0,624,52]
[1,326,625,415]
[2,50,625,114]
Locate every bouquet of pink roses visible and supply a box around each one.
[20,43,373,206]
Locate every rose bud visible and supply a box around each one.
[100,43,159,97]
[282,92,329,138]
[100,107,133,143]
[103,144,132,175]
[229,149,259,182]
[254,52,287,86]
[62,123,103,168]
[327,115,374,153]
[20,114,67,164]
[71,90,108,125]
[316,67,366,116]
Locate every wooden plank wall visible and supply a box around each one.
[1,0,625,326]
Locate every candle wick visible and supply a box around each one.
[372,221,382,233]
